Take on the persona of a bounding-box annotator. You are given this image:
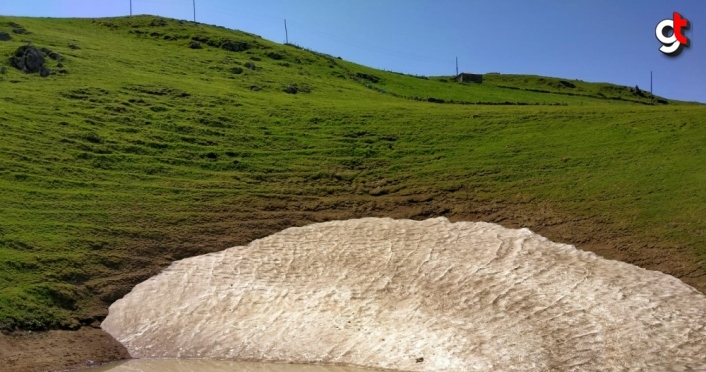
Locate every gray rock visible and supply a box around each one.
[0,32,11,41]
[10,45,46,73]
[189,40,202,49]
[40,47,62,61]
[39,66,50,77]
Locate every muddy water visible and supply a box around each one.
[102,217,706,371]
[84,359,385,372]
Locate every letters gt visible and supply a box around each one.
[656,12,691,56]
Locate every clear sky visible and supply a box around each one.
[2,1,704,103]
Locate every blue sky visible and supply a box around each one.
[2,1,705,102]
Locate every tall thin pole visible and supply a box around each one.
[130,0,132,15]
[650,70,653,105]
[455,57,458,76]
[193,0,196,22]
[284,19,288,44]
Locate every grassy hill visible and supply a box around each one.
[0,15,704,331]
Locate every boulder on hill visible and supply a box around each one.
[0,32,11,41]
[189,40,202,49]
[10,45,46,74]
[40,47,62,61]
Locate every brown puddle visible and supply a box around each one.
[82,359,387,372]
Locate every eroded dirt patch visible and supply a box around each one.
[0,327,129,372]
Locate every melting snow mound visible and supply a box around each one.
[102,217,706,371]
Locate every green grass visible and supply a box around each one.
[0,15,705,330]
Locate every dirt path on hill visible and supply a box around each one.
[2,195,704,372]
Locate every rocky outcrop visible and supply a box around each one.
[10,45,47,74]
[40,47,62,61]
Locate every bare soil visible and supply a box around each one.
[3,195,704,372]
[0,328,129,372]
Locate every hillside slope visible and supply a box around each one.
[0,15,705,334]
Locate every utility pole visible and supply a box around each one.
[284,19,289,44]
[193,0,196,22]
[455,57,458,76]
[130,0,132,16]
[650,70,653,105]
